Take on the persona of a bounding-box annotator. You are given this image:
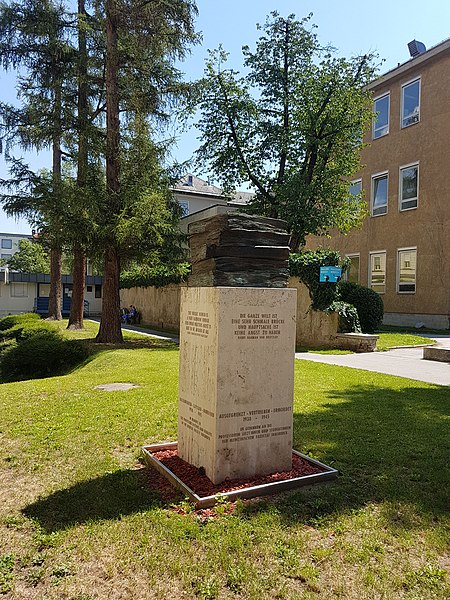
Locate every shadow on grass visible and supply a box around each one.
[250,381,449,528]
[23,468,162,532]
[17,338,177,381]
[81,337,178,352]
[23,376,449,533]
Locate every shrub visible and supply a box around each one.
[0,330,89,382]
[338,281,384,333]
[328,301,361,333]
[14,321,56,342]
[0,326,20,341]
[120,262,191,289]
[0,338,16,358]
[289,250,349,311]
[0,313,40,332]
[1,321,54,342]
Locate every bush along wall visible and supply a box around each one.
[338,281,384,333]
[289,250,349,311]
[327,301,361,333]
[0,315,89,382]
[120,262,191,289]
[289,250,384,334]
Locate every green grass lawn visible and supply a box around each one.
[379,324,448,336]
[0,321,448,599]
[376,332,435,351]
[297,331,434,355]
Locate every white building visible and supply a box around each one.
[0,232,103,317]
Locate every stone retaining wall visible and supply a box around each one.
[120,279,379,352]
[423,347,450,363]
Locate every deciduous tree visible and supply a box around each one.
[195,12,377,250]
[0,238,50,273]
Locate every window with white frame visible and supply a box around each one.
[371,173,388,216]
[179,201,189,217]
[345,254,360,284]
[1,239,12,249]
[397,248,417,293]
[401,78,420,128]
[400,163,418,211]
[369,252,386,294]
[10,283,28,297]
[1,254,11,260]
[373,93,390,138]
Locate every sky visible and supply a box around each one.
[1,0,449,233]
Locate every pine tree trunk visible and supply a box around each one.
[95,0,123,343]
[105,0,120,209]
[95,246,123,343]
[68,0,88,331]
[68,246,86,329]
[47,247,62,320]
[48,68,63,321]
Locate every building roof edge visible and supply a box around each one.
[368,37,450,89]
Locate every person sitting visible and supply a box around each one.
[128,305,140,324]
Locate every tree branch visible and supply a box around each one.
[276,18,290,187]
[217,73,272,204]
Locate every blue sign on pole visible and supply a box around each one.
[319,266,342,283]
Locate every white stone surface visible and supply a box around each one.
[95,383,140,391]
[178,287,297,484]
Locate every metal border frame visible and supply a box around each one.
[141,442,338,508]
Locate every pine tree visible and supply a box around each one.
[95,0,198,343]
[0,0,75,319]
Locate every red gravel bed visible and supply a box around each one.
[148,447,326,498]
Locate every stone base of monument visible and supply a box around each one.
[141,442,338,508]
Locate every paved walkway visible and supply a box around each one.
[120,322,180,342]
[295,334,450,387]
[114,321,450,387]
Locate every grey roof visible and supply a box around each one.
[8,272,103,284]
[0,232,33,238]
[173,174,224,197]
[229,190,254,205]
[173,175,253,205]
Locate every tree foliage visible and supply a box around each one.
[195,12,377,249]
[0,0,77,319]
[120,261,190,289]
[94,0,198,343]
[0,0,199,342]
[289,249,349,310]
[1,238,50,273]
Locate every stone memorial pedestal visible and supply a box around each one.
[142,214,338,504]
[178,286,297,484]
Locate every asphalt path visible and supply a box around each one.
[112,321,450,387]
[295,335,450,387]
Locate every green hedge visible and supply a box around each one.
[328,301,361,333]
[0,320,55,342]
[289,250,349,311]
[0,330,90,382]
[14,321,57,342]
[0,313,40,332]
[338,281,384,333]
[120,262,191,289]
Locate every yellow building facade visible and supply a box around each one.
[308,39,450,329]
